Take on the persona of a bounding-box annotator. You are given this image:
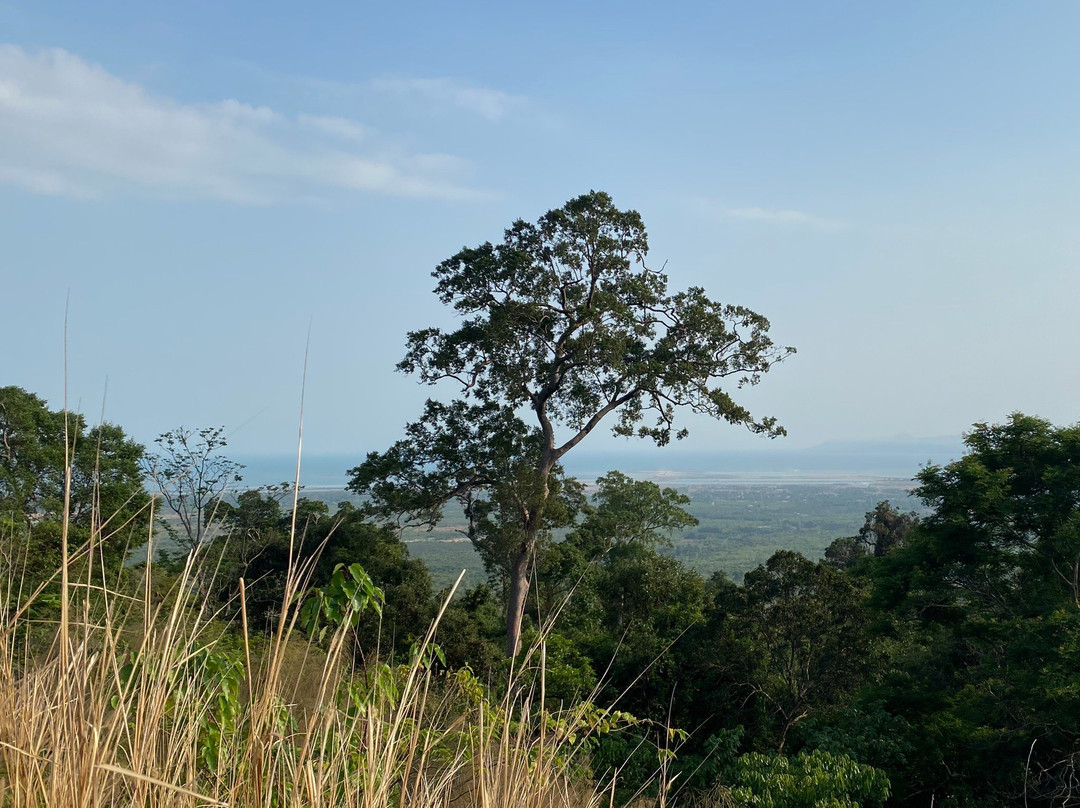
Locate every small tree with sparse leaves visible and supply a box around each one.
[143,426,244,553]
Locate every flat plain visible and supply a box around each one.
[295,476,923,590]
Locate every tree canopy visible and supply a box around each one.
[0,385,148,590]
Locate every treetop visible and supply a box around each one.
[396,191,794,455]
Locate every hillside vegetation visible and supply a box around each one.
[3,383,1080,806]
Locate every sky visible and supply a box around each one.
[2,0,1079,464]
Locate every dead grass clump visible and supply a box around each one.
[0,494,627,808]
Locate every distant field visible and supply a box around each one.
[669,479,922,579]
[294,476,924,590]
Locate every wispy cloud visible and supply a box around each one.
[691,195,851,230]
[369,77,525,122]
[0,45,487,203]
[295,113,369,141]
[696,200,847,230]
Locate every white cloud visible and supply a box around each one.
[0,45,487,203]
[0,165,98,197]
[718,205,847,230]
[370,77,524,122]
[296,113,369,141]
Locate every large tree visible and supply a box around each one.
[0,386,148,588]
[349,191,794,656]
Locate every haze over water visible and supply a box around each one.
[235,436,964,489]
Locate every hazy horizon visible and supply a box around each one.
[231,434,966,488]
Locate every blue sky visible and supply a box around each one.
[2,1,1079,462]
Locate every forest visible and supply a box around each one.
[2,193,1078,807]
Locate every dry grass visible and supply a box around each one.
[0,486,639,808]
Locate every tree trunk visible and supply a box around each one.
[504,447,554,658]
[505,548,533,657]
